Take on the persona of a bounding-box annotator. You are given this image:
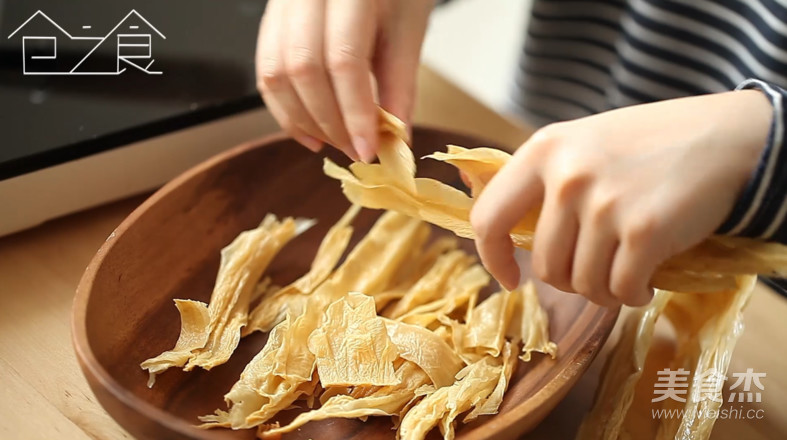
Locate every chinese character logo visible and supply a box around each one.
[697,368,726,403]
[728,368,766,403]
[651,368,767,421]
[652,367,766,404]
[7,10,165,75]
[652,368,690,403]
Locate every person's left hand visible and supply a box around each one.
[469,90,772,306]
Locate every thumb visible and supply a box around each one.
[375,55,418,129]
[373,2,431,132]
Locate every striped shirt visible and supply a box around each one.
[504,0,787,243]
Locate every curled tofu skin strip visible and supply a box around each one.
[577,276,756,440]
[445,281,556,366]
[308,292,400,387]
[258,361,430,438]
[244,205,361,334]
[139,299,210,388]
[383,249,473,319]
[510,281,558,362]
[324,109,787,293]
[381,318,464,388]
[463,288,519,358]
[576,291,673,440]
[398,352,513,440]
[140,215,314,386]
[396,264,489,329]
[656,277,756,440]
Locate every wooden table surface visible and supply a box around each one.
[1,66,785,440]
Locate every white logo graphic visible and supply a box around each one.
[7,9,165,75]
[652,367,690,403]
[651,367,767,421]
[697,368,726,403]
[651,367,766,404]
[728,368,766,403]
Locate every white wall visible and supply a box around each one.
[422,0,532,115]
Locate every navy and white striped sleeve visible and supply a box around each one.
[716,79,787,244]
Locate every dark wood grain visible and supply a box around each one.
[72,128,619,440]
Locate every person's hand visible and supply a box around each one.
[255,0,433,162]
[469,90,773,306]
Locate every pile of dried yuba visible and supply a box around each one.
[142,109,786,439]
[141,206,557,439]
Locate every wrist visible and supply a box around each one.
[716,79,786,239]
[719,89,773,186]
[735,89,773,155]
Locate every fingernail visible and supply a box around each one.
[459,171,472,189]
[343,147,360,162]
[296,136,323,153]
[502,269,520,291]
[353,136,375,163]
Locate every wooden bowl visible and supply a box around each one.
[73,127,619,440]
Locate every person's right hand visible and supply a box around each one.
[468,90,772,307]
[256,0,434,162]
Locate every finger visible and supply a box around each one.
[459,170,472,189]
[266,98,323,152]
[256,0,329,152]
[373,0,431,129]
[326,0,380,162]
[283,0,358,160]
[470,149,544,291]
[531,192,579,293]
[609,235,661,307]
[571,223,620,307]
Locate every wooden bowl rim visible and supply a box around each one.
[72,127,619,439]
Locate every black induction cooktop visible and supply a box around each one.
[0,0,267,180]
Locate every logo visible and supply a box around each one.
[651,367,766,421]
[7,10,165,75]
